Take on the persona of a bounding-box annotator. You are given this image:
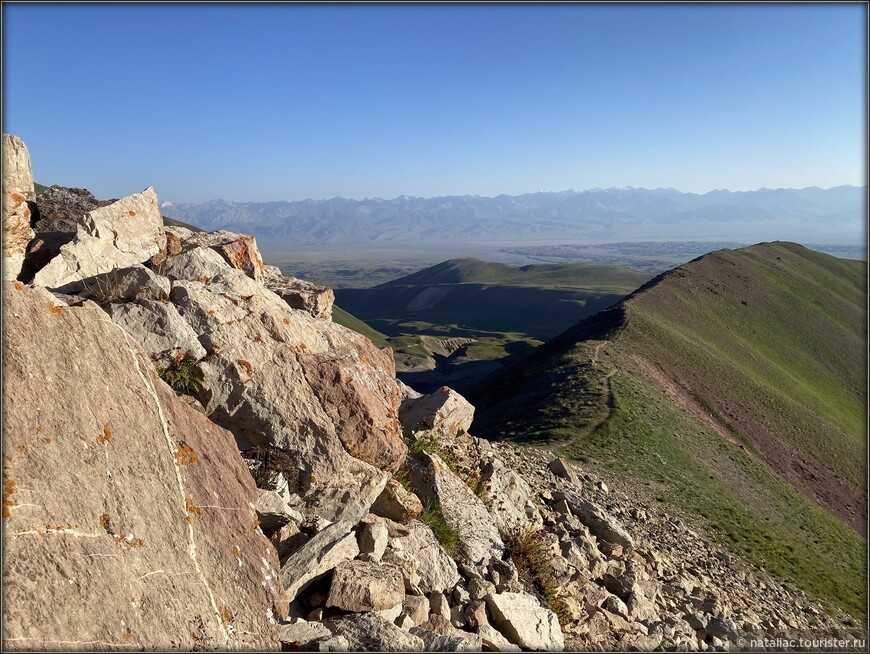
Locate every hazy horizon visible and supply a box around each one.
[3,3,866,204]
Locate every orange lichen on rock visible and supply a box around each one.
[49,304,65,315]
[283,318,290,325]
[174,444,198,467]
[236,359,253,377]
[3,478,16,519]
[128,210,137,217]
[10,192,25,205]
[14,282,23,291]
[44,438,53,445]
[185,497,202,516]
[98,424,113,443]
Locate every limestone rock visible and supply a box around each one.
[160,245,233,282]
[371,479,424,523]
[32,187,165,292]
[324,613,424,652]
[478,624,522,652]
[482,457,543,532]
[264,264,334,319]
[107,300,207,365]
[400,385,474,440]
[79,264,170,302]
[2,134,36,280]
[413,614,484,651]
[402,594,430,627]
[382,519,461,594]
[1,283,284,649]
[280,520,359,603]
[408,451,504,567]
[548,457,584,488]
[278,620,349,651]
[358,519,389,560]
[484,592,565,651]
[553,488,635,549]
[180,229,265,281]
[256,489,303,537]
[326,559,405,612]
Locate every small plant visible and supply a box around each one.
[408,435,460,473]
[419,499,459,557]
[243,446,289,491]
[502,524,573,626]
[393,464,413,493]
[465,469,492,509]
[81,270,123,305]
[157,352,202,395]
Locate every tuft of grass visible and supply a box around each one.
[465,469,492,509]
[419,499,459,557]
[157,352,202,395]
[502,524,573,626]
[407,435,460,473]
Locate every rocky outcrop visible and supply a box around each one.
[400,385,475,441]
[408,451,504,568]
[2,134,36,280]
[1,283,285,650]
[32,187,165,292]
[107,300,207,365]
[264,264,334,319]
[326,560,405,612]
[178,229,265,281]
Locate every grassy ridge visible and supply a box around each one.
[471,242,867,617]
[336,257,650,341]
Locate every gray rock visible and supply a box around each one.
[178,229,265,281]
[482,457,543,532]
[408,451,504,567]
[2,134,36,280]
[280,520,359,602]
[264,264,334,319]
[548,457,584,488]
[326,559,405,612]
[478,624,522,652]
[430,592,452,621]
[80,264,170,302]
[358,519,389,560]
[552,488,635,549]
[382,519,461,594]
[324,613,424,652]
[403,594,430,627]
[32,187,165,292]
[413,615,483,651]
[371,479,424,523]
[278,621,349,651]
[400,385,475,440]
[484,592,565,651]
[108,300,207,365]
[256,489,303,537]
[705,616,740,641]
[160,245,232,282]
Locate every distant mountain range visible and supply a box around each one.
[160,186,867,247]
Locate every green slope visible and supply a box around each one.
[335,258,651,341]
[470,242,867,617]
[332,305,390,349]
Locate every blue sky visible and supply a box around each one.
[2,2,866,203]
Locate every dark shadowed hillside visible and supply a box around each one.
[470,242,867,617]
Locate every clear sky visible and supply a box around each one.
[2,2,866,203]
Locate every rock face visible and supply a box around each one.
[2,134,36,280]
[264,264,335,319]
[1,283,285,649]
[32,187,165,292]
[179,229,265,281]
[107,300,207,365]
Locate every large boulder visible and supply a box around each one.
[407,451,504,567]
[32,187,165,292]
[484,592,565,651]
[178,229,265,281]
[263,265,335,319]
[1,283,285,649]
[326,560,405,612]
[2,134,36,280]
[400,386,474,441]
[371,479,424,524]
